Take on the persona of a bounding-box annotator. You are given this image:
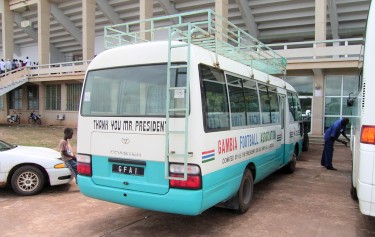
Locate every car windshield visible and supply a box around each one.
[0,140,16,151]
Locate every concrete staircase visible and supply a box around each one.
[309,134,324,145]
[0,68,29,96]
[308,134,349,146]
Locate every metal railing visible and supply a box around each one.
[104,9,287,75]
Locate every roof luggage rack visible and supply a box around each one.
[104,9,287,75]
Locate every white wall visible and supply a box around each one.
[2,34,109,64]
[19,44,38,64]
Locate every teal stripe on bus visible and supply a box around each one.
[78,143,298,215]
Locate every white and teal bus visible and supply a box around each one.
[350,1,375,217]
[76,10,303,215]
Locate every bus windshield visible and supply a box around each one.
[81,64,186,117]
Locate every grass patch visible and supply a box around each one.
[0,125,77,151]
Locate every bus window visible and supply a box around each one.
[293,93,302,121]
[81,64,186,117]
[269,88,280,123]
[227,74,246,127]
[168,67,187,116]
[259,84,279,124]
[200,64,230,131]
[243,79,260,125]
[287,92,296,122]
[287,92,302,123]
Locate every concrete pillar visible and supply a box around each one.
[139,0,153,41]
[82,0,96,61]
[315,0,327,47]
[312,71,324,135]
[61,83,67,111]
[3,94,9,117]
[22,85,28,111]
[38,0,50,64]
[1,0,14,60]
[215,0,228,42]
[38,83,45,118]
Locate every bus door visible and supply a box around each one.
[278,94,286,165]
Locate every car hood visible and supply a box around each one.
[7,145,62,160]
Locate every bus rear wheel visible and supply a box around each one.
[236,168,254,214]
[284,152,297,174]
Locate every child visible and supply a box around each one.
[59,128,78,182]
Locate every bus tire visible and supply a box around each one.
[302,133,309,152]
[236,169,254,214]
[350,183,358,200]
[284,152,297,174]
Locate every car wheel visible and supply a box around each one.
[236,169,254,214]
[11,166,45,196]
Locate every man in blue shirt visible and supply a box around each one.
[321,118,350,170]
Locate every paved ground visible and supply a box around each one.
[1,144,375,237]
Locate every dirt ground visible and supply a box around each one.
[1,126,375,237]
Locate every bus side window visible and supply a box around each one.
[259,84,279,124]
[227,74,246,127]
[268,90,279,124]
[259,85,271,124]
[287,92,296,123]
[243,79,260,125]
[200,64,230,131]
[293,93,302,121]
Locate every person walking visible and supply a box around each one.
[5,59,12,72]
[0,59,5,74]
[59,127,78,183]
[25,56,31,68]
[321,118,350,170]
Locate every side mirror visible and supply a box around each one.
[347,98,354,107]
[347,93,355,107]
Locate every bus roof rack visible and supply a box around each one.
[104,9,287,75]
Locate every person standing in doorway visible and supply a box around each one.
[321,118,350,170]
[59,128,78,183]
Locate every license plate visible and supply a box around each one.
[112,164,144,176]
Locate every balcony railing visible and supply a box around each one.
[0,61,91,96]
[266,38,364,62]
[28,60,91,77]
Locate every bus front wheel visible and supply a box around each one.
[236,169,254,214]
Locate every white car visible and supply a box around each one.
[0,140,72,196]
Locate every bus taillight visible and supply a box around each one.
[360,125,375,144]
[169,163,202,189]
[77,154,92,176]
